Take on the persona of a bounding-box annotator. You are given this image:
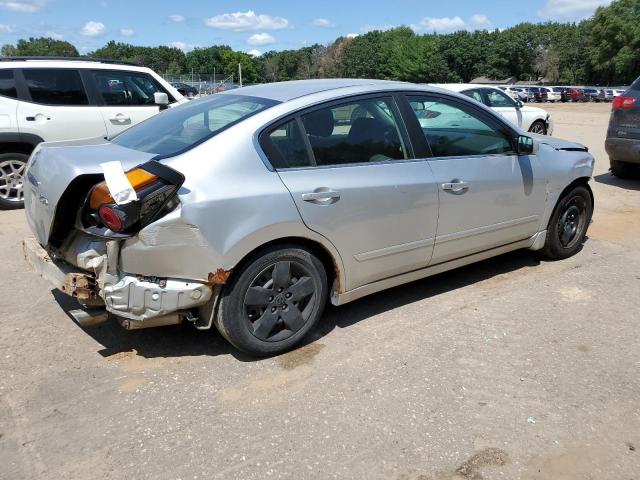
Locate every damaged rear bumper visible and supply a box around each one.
[23,236,213,325]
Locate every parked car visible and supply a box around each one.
[542,87,562,102]
[528,87,548,103]
[23,79,594,356]
[605,77,640,178]
[170,81,198,98]
[501,86,528,102]
[432,84,553,134]
[567,88,587,102]
[0,56,186,209]
[584,88,605,102]
[604,89,615,102]
[612,87,628,98]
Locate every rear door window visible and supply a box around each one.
[463,89,484,104]
[261,119,311,169]
[485,89,516,107]
[22,69,88,105]
[0,70,17,99]
[92,70,172,106]
[299,97,409,166]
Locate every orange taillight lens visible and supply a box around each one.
[89,168,158,209]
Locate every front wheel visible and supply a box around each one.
[0,153,28,210]
[214,246,328,356]
[610,160,638,179]
[541,185,593,260]
[528,120,547,135]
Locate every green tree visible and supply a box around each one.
[185,46,232,74]
[1,37,79,57]
[586,0,640,85]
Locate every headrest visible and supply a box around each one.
[303,109,334,137]
[347,117,386,144]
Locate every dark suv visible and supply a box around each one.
[605,78,640,178]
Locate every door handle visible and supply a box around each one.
[301,189,341,204]
[109,114,131,125]
[442,180,470,194]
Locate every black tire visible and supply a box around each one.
[0,152,28,210]
[214,246,328,356]
[541,185,593,260]
[610,160,638,179]
[528,120,547,135]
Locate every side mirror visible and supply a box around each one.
[154,92,170,109]
[517,135,534,155]
[515,100,523,109]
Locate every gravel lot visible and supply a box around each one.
[1,102,639,480]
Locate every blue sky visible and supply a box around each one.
[0,0,613,55]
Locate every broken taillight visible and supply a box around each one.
[82,161,185,238]
[89,168,158,209]
[98,205,124,232]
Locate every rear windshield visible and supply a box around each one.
[111,93,278,157]
[630,77,640,91]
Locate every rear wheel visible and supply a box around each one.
[541,185,593,260]
[214,246,328,356]
[0,153,28,210]
[610,160,638,179]
[529,120,547,135]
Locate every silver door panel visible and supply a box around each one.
[277,160,439,290]
[429,154,545,264]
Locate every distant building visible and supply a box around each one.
[470,76,517,85]
[470,76,553,85]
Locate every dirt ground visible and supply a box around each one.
[1,102,639,480]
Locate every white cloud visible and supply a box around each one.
[80,21,106,37]
[247,32,275,46]
[168,41,199,52]
[538,0,612,20]
[412,14,493,33]
[0,0,45,12]
[312,18,335,28]
[360,24,396,33]
[204,10,288,31]
[417,16,465,33]
[168,14,185,22]
[45,30,63,40]
[345,33,358,39]
[120,28,134,37]
[247,49,262,57]
[0,24,14,33]
[469,14,492,29]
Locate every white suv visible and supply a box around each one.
[431,84,553,136]
[0,57,185,209]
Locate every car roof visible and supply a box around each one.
[0,57,153,72]
[429,83,490,93]
[221,79,409,102]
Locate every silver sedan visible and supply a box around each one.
[23,79,595,356]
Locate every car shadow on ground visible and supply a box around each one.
[594,172,640,191]
[53,249,542,362]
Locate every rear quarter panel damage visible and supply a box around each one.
[119,125,347,291]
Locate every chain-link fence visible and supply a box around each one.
[160,73,237,96]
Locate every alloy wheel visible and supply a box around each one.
[0,159,25,203]
[530,122,547,135]
[243,260,317,342]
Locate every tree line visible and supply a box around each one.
[2,0,639,86]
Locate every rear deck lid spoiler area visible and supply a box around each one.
[24,138,157,246]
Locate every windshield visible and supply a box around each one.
[111,93,278,157]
